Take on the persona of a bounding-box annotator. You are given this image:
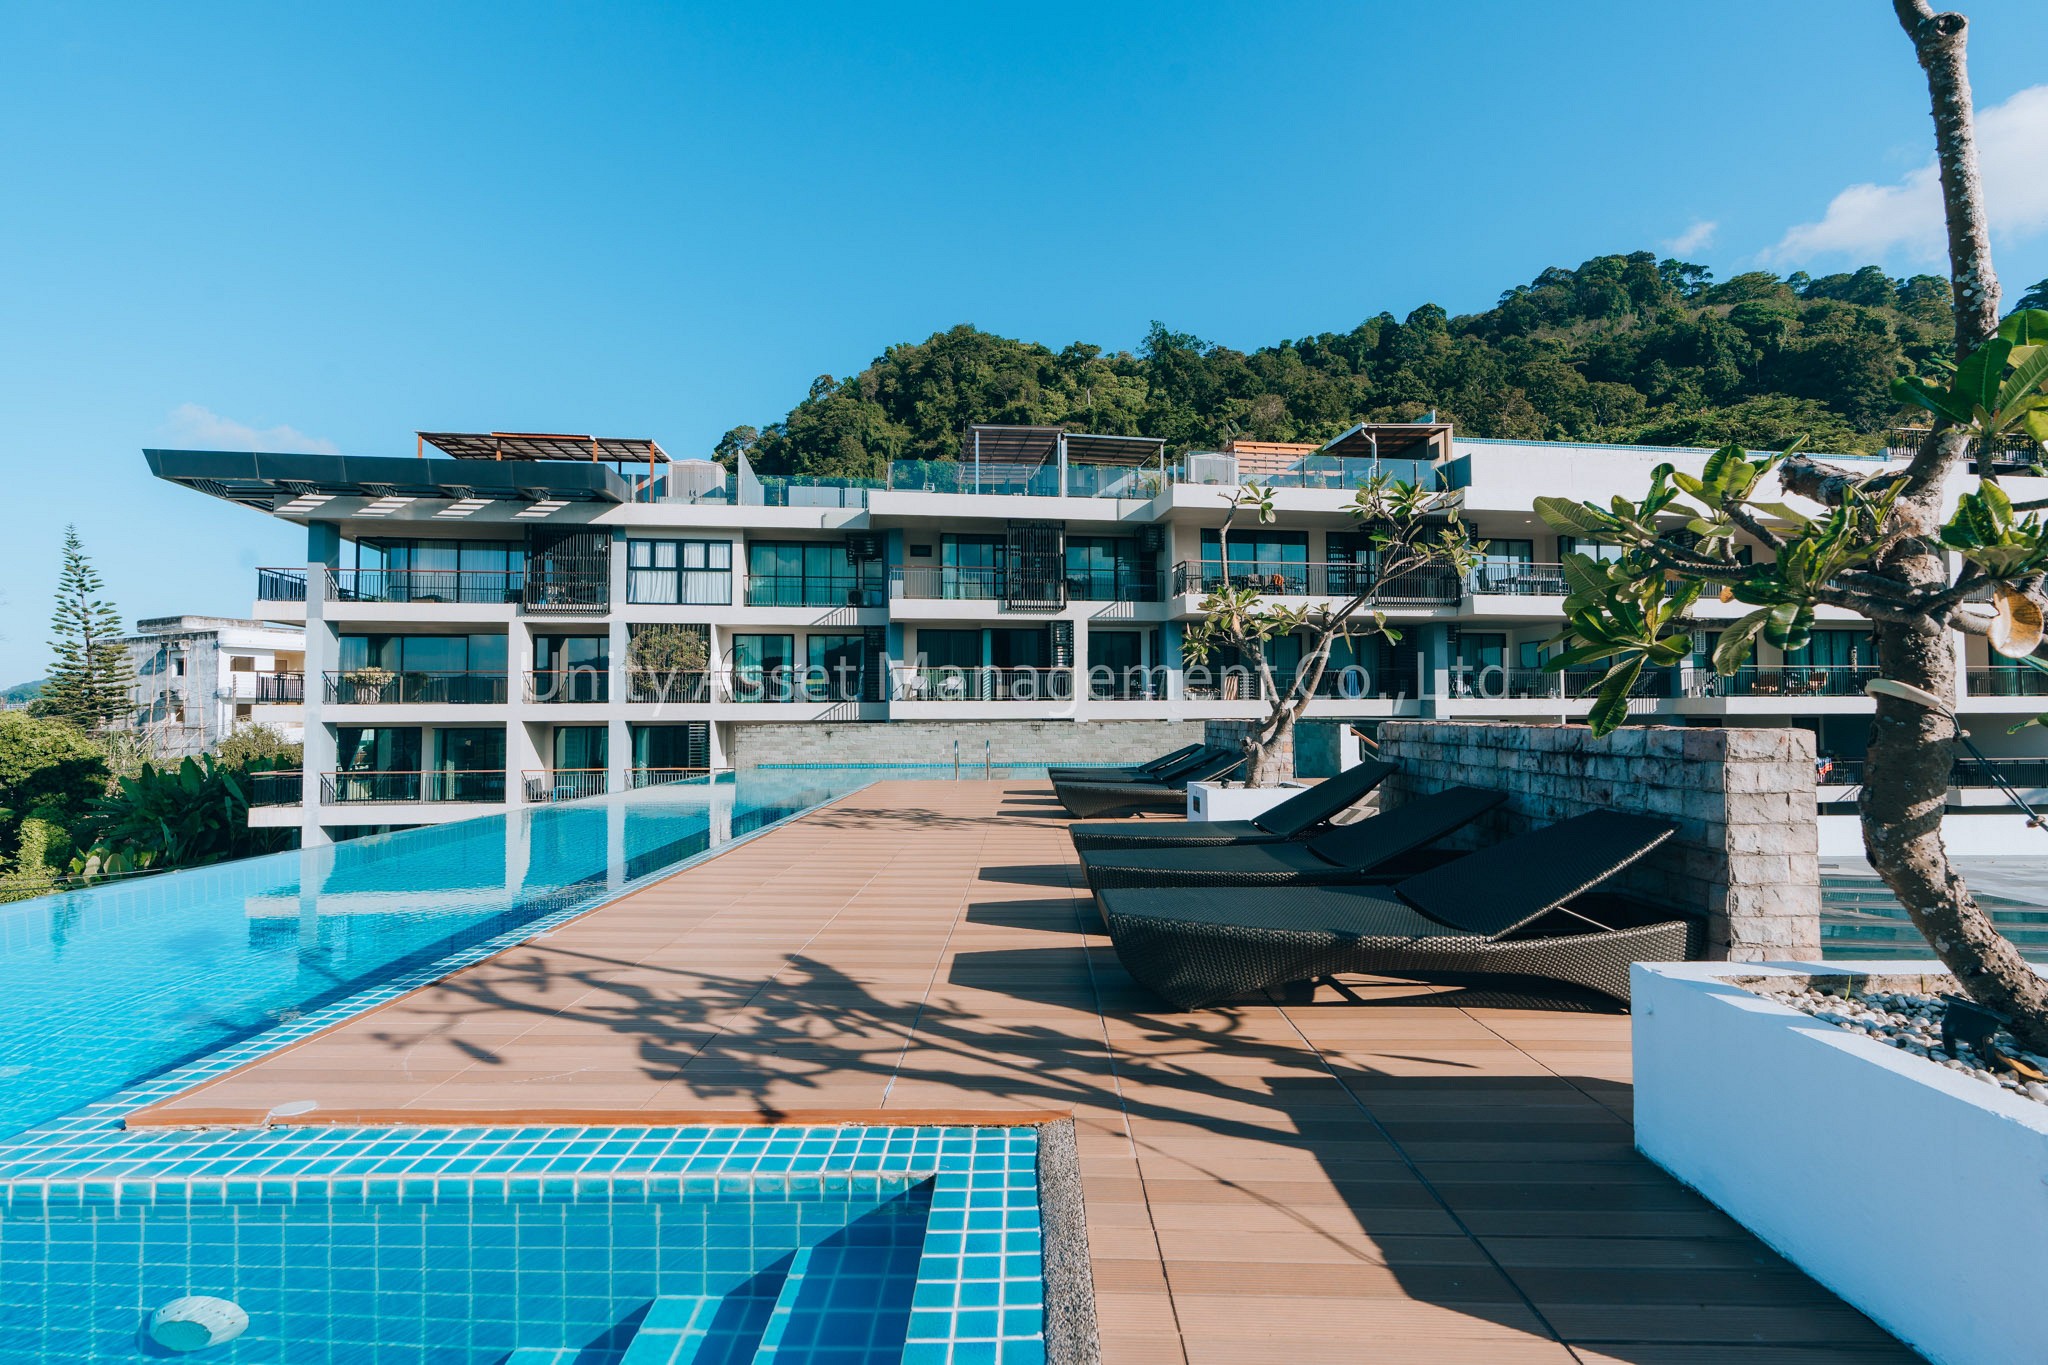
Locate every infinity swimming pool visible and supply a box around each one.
[0,770,872,1140]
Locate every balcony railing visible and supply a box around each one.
[887,565,1164,603]
[255,568,309,601]
[1449,667,1672,701]
[1465,561,1569,596]
[627,669,716,704]
[319,770,508,804]
[725,669,868,704]
[322,671,510,705]
[1966,667,2048,698]
[1686,667,1879,699]
[743,575,884,608]
[525,669,610,704]
[325,569,525,605]
[233,671,305,703]
[247,770,303,806]
[630,767,708,789]
[1170,560,1461,604]
[522,769,609,803]
[893,667,1073,702]
[1818,757,2048,789]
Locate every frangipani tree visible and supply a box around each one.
[1183,475,1478,786]
[1535,0,2048,1050]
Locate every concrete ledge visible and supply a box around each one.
[1634,959,2048,1365]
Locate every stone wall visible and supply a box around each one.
[729,719,1195,769]
[1375,721,1820,961]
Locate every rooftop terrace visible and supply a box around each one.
[135,780,1910,1363]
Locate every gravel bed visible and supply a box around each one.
[1778,986,2048,1106]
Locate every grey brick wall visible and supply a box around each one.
[728,720,1197,769]
[1376,721,1820,961]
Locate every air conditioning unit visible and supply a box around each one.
[1184,452,1239,486]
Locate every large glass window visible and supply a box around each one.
[1454,633,1507,696]
[730,633,796,701]
[1066,538,1152,601]
[334,727,421,772]
[334,634,507,703]
[806,634,866,701]
[532,636,610,702]
[352,539,523,603]
[989,628,1052,670]
[746,542,872,607]
[627,538,732,605]
[1089,630,1146,698]
[916,629,982,670]
[1199,529,1308,592]
[1557,536,1627,563]
[941,535,1006,599]
[430,728,507,801]
[551,725,608,771]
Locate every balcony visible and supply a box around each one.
[1685,667,1878,699]
[1465,561,1568,596]
[322,671,510,705]
[1966,667,2048,698]
[630,767,706,789]
[319,770,508,803]
[252,672,304,703]
[247,770,303,806]
[893,667,1073,702]
[1818,757,2048,789]
[326,569,525,605]
[255,568,309,601]
[525,670,610,704]
[1170,560,1461,605]
[627,669,715,704]
[522,769,609,803]
[743,575,883,609]
[726,669,868,705]
[1453,667,1672,702]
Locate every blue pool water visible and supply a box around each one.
[1822,857,2048,961]
[0,770,877,1141]
[0,1178,934,1364]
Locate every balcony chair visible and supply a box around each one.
[1096,810,1693,1008]
[1079,785,1507,900]
[1066,759,1396,852]
[1051,750,1246,819]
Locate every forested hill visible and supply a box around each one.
[725,252,1966,477]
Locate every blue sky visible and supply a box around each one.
[3,1,2046,685]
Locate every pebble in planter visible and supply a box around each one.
[1770,985,2048,1107]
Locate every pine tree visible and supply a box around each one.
[43,526,132,730]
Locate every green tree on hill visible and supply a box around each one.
[725,255,1956,476]
[41,526,132,732]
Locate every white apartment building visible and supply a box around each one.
[146,424,2048,847]
[118,615,305,758]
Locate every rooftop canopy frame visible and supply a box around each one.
[962,423,1168,497]
[418,431,669,502]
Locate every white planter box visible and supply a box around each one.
[1634,960,2048,1365]
[1186,780,1304,822]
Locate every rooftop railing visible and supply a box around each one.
[322,671,510,705]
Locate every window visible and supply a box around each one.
[1557,536,1626,563]
[746,541,874,607]
[431,728,507,801]
[1453,633,1507,696]
[940,535,1005,599]
[1066,538,1153,601]
[551,725,607,771]
[628,538,732,605]
[533,636,609,702]
[916,629,981,670]
[1089,631,1146,698]
[806,634,865,700]
[1199,529,1308,592]
[354,539,524,603]
[730,633,796,701]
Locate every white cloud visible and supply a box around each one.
[1770,84,2048,264]
[161,403,338,454]
[1663,219,1718,255]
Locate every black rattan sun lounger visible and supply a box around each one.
[1080,785,1506,897]
[1051,750,1247,819]
[1047,743,1204,784]
[1068,760,1398,853]
[1097,809,1695,1007]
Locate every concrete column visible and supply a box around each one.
[506,620,542,803]
[608,716,631,795]
[299,552,336,849]
[1071,616,1091,722]
[1418,624,1451,716]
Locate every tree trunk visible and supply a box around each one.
[1859,3,2048,1050]
[1243,708,1296,788]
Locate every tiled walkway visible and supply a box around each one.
[134,781,1914,1364]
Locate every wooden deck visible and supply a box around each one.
[135,781,1914,1364]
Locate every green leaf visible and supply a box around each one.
[1891,374,1975,425]
[1533,496,1618,538]
[1995,343,2048,421]
[1999,309,2048,346]
[1712,609,1771,675]
[1586,658,1642,738]
[1956,338,2014,419]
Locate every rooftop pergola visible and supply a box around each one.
[1317,421,1455,463]
[961,424,1167,493]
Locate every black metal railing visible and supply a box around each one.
[256,567,309,601]
[1689,666,1879,699]
[889,566,1002,600]
[1170,560,1461,604]
[743,575,883,608]
[1465,561,1569,596]
[247,770,303,806]
[1066,568,1164,602]
[1449,667,1672,701]
[1818,757,2048,789]
[522,769,609,803]
[524,669,610,703]
[325,569,525,605]
[319,770,508,804]
[724,669,869,704]
[1966,667,2048,698]
[626,669,716,704]
[893,667,1073,702]
[254,672,304,703]
[322,671,510,705]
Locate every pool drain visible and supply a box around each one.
[146,1297,248,1353]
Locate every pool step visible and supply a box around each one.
[746,1247,818,1361]
[501,1352,580,1365]
[617,1263,794,1365]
